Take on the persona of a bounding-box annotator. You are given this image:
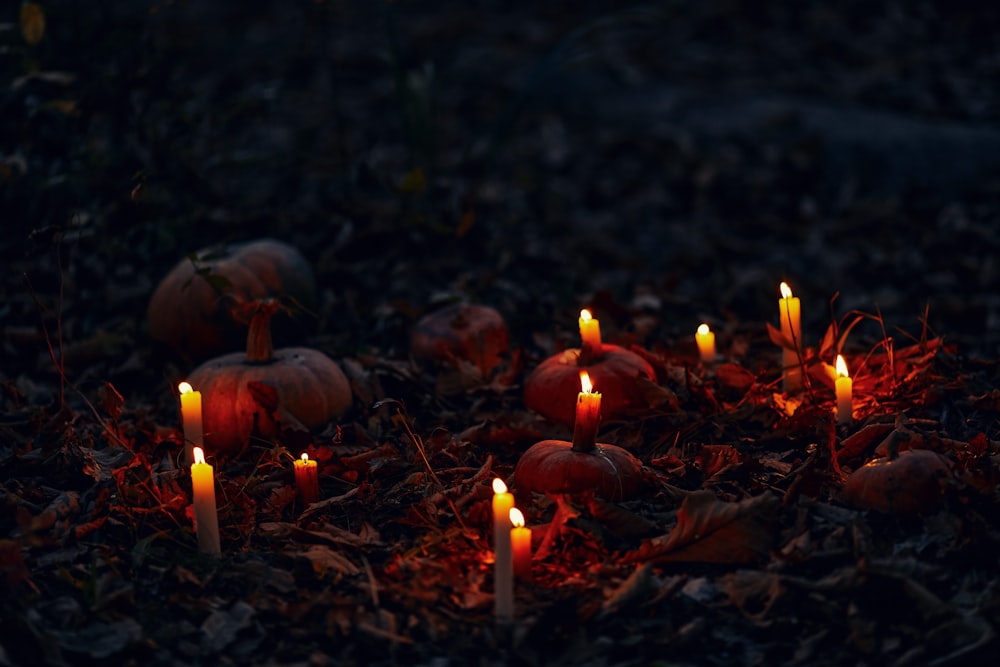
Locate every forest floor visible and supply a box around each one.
[3,1,1000,665]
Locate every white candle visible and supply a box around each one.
[835,354,853,425]
[191,446,221,556]
[695,323,716,364]
[778,282,802,393]
[510,507,532,582]
[178,381,203,465]
[579,308,602,359]
[492,478,514,623]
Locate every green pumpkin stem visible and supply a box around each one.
[245,300,279,363]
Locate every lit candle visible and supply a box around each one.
[579,308,602,359]
[492,478,514,623]
[178,381,203,465]
[509,507,532,582]
[190,446,221,556]
[571,370,601,452]
[778,282,802,393]
[294,453,320,506]
[835,354,853,425]
[695,323,716,364]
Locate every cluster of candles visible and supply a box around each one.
[491,478,531,624]
[177,382,321,556]
[176,280,854,616]
[694,281,852,424]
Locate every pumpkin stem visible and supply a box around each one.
[246,300,280,363]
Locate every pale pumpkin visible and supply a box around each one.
[410,303,509,377]
[513,439,644,501]
[523,344,656,427]
[148,238,317,362]
[187,301,351,456]
[840,449,952,515]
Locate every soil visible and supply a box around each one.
[3,2,1000,665]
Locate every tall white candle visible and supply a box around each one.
[191,446,221,556]
[492,478,514,623]
[778,282,802,393]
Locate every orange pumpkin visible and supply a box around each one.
[513,439,643,501]
[410,303,509,377]
[148,238,317,362]
[840,449,952,515]
[187,301,351,456]
[523,344,656,426]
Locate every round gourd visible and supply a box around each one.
[524,344,656,427]
[513,439,643,501]
[840,449,952,515]
[410,303,509,377]
[187,301,351,456]
[148,238,317,362]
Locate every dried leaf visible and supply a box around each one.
[766,321,794,350]
[715,362,756,395]
[585,496,658,539]
[599,563,657,617]
[624,491,779,564]
[56,618,143,659]
[201,601,255,652]
[298,544,361,576]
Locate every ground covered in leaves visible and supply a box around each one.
[3,1,1000,665]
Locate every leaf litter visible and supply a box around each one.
[3,1,1000,666]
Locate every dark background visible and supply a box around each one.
[3,2,1000,665]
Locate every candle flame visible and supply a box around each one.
[580,369,593,394]
[779,282,793,299]
[836,354,849,378]
[492,478,508,495]
[301,452,309,462]
[580,308,593,322]
[509,507,525,528]
[193,446,206,465]
[697,323,710,336]
[178,381,193,395]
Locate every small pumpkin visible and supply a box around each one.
[515,371,643,501]
[840,448,952,515]
[148,238,317,362]
[513,438,644,501]
[524,343,656,427]
[187,300,352,456]
[410,303,509,377]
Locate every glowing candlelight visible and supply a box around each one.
[572,370,601,452]
[695,323,716,364]
[579,308,602,359]
[778,282,802,393]
[190,446,221,556]
[178,381,203,465]
[835,354,853,425]
[294,452,320,507]
[509,507,532,582]
[492,478,514,623]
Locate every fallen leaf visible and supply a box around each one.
[624,491,779,564]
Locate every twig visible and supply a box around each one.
[23,272,128,450]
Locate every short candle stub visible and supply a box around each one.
[695,323,716,364]
[835,354,853,426]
